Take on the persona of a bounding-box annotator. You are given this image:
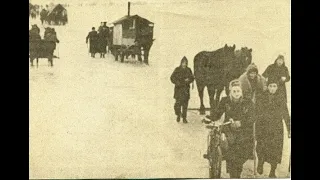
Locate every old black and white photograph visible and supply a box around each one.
[29,0,291,179]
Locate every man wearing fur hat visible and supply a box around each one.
[170,56,195,123]
[238,63,267,104]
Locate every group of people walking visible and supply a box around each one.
[86,22,110,58]
[170,55,291,178]
[29,24,60,53]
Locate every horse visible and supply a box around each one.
[193,44,252,115]
[29,28,58,67]
[29,40,55,67]
[194,44,236,114]
[224,47,252,95]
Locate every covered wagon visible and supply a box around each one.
[45,4,68,25]
[109,2,155,64]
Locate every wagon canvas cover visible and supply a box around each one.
[47,4,67,17]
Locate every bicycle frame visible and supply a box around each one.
[204,121,231,178]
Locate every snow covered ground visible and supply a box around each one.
[29,0,290,178]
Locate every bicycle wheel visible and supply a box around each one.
[209,146,222,178]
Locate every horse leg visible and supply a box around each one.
[216,86,224,109]
[30,57,34,67]
[196,81,206,115]
[143,50,149,65]
[207,84,216,117]
[48,54,53,67]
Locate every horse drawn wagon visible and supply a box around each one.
[109,2,155,64]
[42,4,68,25]
[29,40,58,67]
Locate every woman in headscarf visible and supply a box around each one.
[170,56,194,123]
[238,63,267,104]
[210,80,255,178]
[262,55,290,103]
[255,78,291,178]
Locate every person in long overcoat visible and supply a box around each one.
[170,56,194,123]
[262,55,290,103]
[44,28,60,53]
[238,63,267,104]
[86,27,99,58]
[29,27,41,65]
[210,80,255,178]
[97,26,108,58]
[40,9,48,24]
[255,79,291,178]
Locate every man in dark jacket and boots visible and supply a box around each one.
[86,27,99,58]
[170,56,195,123]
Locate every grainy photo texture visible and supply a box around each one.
[29,0,291,179]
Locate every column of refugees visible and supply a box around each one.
[170,55,291,178]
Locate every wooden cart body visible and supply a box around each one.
[110,15,154,63]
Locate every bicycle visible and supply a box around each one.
[203,119,232,178]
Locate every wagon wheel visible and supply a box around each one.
[209,144,222,178]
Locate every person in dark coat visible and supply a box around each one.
[29,26,42,66]
[86,27,99,58]
[170,56,194,123]
[255,79,291,178]
[43,27,59,66]
[40,9,48,24]
[97,26,108,58]
[262,55,290,103]
[238,63,267,104]
[208,80,255,178]
[44,28,60,51]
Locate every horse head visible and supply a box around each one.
[236,47,252,74]
[222,44,236,71]
[240,47,252,65]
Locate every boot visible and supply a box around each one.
[269,171,276,178]
[269,164,277,178]
[257,160,264,175]
[183,118,188,124]
[176,115,180,122]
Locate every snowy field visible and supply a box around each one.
[29,0,290,178]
